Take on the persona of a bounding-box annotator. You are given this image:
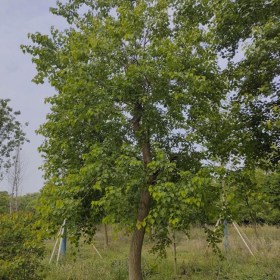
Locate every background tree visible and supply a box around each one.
[0,99,27,181]
[262,168,280,224]
[0,191,40,215]
[211,0,280,169]
[200,1,280,231]
[8,146,24,213]
[17,192,40,213]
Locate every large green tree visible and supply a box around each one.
[0,99,26,181]
[23,1,226,279]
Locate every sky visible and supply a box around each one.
[0,1,67,194]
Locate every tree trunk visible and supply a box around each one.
[129,103,153,280]
[129,228,145,280]
[128,154,153,280]
[104,224,109,249]
[129,188,150,280]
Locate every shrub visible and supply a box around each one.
[0,212,45,280]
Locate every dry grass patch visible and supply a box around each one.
[44,225,280,280]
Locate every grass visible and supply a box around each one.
[43,225,280,280]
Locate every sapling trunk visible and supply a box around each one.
[104,224,109,249]
[173,231,177,275]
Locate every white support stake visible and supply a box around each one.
[235,222,257,252]
[215,218,221,228]
[49,226,63,264]
[233,222,256,258]
[56,219,66,265]
[93,244,103,259]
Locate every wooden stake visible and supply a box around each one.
[173,231,177,275]
[49,225,63,264]
[233,222,256,258]
[56,219,66,265]
[234,222,256,252]
[93,244,103,259]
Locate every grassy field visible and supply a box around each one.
[43,225,280,280]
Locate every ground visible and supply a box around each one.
[44,225,280,280]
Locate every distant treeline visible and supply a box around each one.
[0,191,40,214]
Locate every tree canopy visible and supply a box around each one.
[211,0,280,168]
[22,0,280,279]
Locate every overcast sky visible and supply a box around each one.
[0,1,67,194]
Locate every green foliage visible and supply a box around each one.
[225,169,268,224]
[215,167,280,226]
[0,213,45,280]
[0,99,27,180]
[0,192,40,215]
[211,0,280,168]
[23,0,226,248]
[262,169,280,224]
[0,191,10,214]
[22,3,280,278]
[17,193,40,213]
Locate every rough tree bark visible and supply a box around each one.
[129,188,151,280]
[129,103,153,280]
